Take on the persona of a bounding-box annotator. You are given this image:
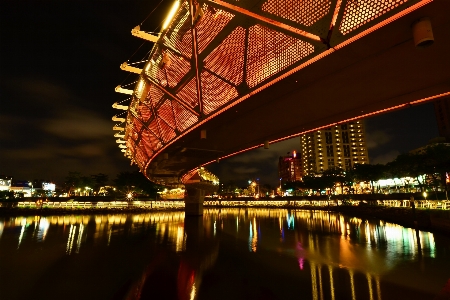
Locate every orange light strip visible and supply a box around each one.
[334,0,433,50]
[196,91,450,170]
[208,0,322,42]
[180,168,199,184]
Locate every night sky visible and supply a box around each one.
[0,1,439,187]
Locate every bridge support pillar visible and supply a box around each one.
[184,182,217,216]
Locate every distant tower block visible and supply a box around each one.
[434,98,450,142]
[300,120,370,175]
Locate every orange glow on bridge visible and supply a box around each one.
[113,0,444,182]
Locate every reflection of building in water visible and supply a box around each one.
[249,217,257,252]
[2,212,187,254]
[204,208,436,300]
[307,261,383,300]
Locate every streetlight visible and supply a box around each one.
[257,178,260,197]
[29,182,33,197]
[278,178,282,196]
[250,181,256,197]
[85,186,91,196]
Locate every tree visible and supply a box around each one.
[283,181,303,196]
[64,171,82,195]
[114,171,161,198]
[352,163,385,194]
[220,180,238,197]
[91,173,109,193]
[64,172,95,196]
[260,183,273,197]
[323,167,350,194]
[422,144,450,198]
[302,174,332,195]
[0,190,14,200]
[387,153,427,192]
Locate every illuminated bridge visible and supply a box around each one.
[113,0,450,187]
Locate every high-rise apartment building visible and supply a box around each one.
[300,120,369,175]
[434,98,450,141]
[278,151,303,183]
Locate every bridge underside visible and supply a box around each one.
[117,0,450,185]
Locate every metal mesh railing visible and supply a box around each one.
[261,0,332,27]
[246,24,314,88]
[339,0,408,35]
[204,26,246,86]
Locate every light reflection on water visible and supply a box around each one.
[0,209,448,300]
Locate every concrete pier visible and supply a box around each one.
[184,182,218,216]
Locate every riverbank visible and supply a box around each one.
[1,204,449,235]
[329,205,450,235]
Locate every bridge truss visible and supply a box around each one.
[113,0,440,183]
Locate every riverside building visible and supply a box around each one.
[300,120,369,175]
[0,176,12,191]
[278,151,303,183]
[434,98,450,142]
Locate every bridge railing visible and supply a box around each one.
[5,200,185,210]
[3,199,449,210]
[203,199,450,210]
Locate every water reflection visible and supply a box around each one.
[0,209,448,300]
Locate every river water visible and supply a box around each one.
[0,209,448,300]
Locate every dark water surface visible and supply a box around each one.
[0,209,449,300]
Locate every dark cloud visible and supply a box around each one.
[42,111,112,140]
[366,130,392,150]
[0,75,136,182]
[365,102,439,163]
[370,150,401,165]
